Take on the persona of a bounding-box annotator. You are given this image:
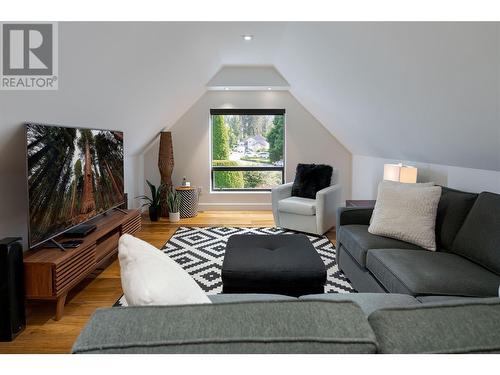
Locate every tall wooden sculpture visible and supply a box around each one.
[158,131,174,217]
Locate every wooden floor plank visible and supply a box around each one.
[0,211,335,354]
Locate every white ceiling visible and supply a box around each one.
[275,22,500,171]
[2,22,498,171]
[63,22,290,155]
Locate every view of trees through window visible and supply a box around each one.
[211,110,285,190]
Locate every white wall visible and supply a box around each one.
[142,90,352,209]
[0,22,221,249]
[352,154,500,199]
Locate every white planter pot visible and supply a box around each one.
[169,212,180,222]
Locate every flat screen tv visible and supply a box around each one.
[26,123,124,248]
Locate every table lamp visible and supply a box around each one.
[383,163,417,183]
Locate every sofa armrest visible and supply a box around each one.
[316,184,342,233]
[337,207,374,227]
[271,182,293,226]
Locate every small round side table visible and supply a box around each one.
[175,186,199,218]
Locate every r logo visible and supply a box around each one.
[2,24,53,76]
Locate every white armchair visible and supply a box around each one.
[271,169,341,235]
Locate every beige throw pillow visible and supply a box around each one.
[369,181,435,224]
[368,181,442,250]
[382,180,435,188]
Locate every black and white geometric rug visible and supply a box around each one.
[115,227,355,306]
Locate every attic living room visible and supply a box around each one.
[1,2,500,370]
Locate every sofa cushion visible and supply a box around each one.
[435,186,477,250]
[299,293,419,315]
[278,196,316,216]
[291,163,333,199]
[337,207,374,227]
[366,249,500,297]
[338,224,423,267]
[452,192,500,275]
[369,300,500,353]
[72,301,377,354]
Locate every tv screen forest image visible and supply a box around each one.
[27,124,124,247]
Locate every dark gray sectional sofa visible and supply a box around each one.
[336,188,500,298]
[72,293,500,354]
[72,187,500,354]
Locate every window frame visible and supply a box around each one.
[210,108,286,192]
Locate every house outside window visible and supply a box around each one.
[210,109,285,191]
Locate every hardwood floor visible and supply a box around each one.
[0,211,335,354]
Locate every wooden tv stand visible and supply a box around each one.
[23,209,141,320]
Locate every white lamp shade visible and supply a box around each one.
[383,164,418,183]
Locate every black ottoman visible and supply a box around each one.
[221,234,326,297]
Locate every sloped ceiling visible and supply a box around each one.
[274,22,500,171]
[207,65,290,90]
[159,22,499,171]
[3,22,497,171]
[66,22,288,156]
[0,22,288,162]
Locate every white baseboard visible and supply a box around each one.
[198,202,272,211]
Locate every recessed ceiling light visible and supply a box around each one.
[224,87,229,90]
[267,87,272,90]
[242,35,253,41]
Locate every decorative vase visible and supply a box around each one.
[169,212,180,222]
[148,206,159,222]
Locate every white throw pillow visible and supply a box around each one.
[368,181,442,250]
[118,234,211,306]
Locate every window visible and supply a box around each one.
[210,109,285,191]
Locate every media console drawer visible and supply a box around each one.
[96,231,120,262]
[54,244,96,293]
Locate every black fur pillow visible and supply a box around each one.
[291,164,333,199]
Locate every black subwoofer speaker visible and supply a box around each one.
[0,237,26,341]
